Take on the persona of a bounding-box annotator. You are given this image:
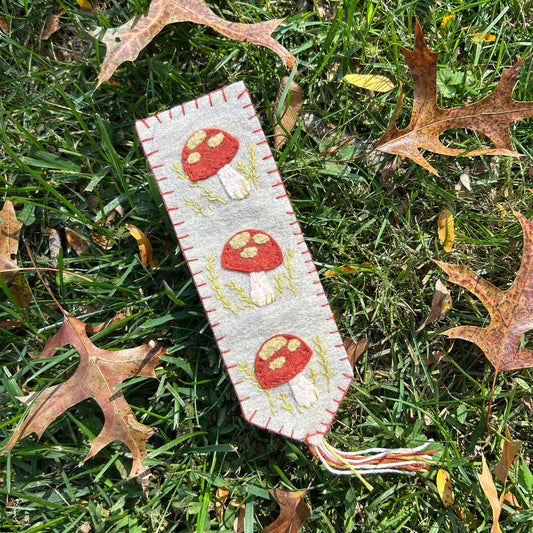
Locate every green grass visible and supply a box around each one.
[1,0,532,531]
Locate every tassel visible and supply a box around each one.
[309,439,435,477]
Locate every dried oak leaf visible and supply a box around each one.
[436,211,533,375]
[260,489,311,533]
[95,0,295,88]
[1,315,165,489]
[372,20,533,175]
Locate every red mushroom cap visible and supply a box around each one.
[221,230,283,273]
[182,128,239,182]
[255,334,313,389]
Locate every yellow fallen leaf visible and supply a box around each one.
[324,263,373,277]
[76,0,93,10]
[344,74,395,92]
[436,469,455,507]
[126,224,156,268]
[440,14,456,29]
[437,209,454,252]
[471,32,496,43]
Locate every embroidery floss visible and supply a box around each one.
[136,81,435,477]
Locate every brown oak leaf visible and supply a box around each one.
[1,315,165,490]
[260,488,311,533]
[95,0,295,88]
[436,211,533,375]
[372,20,533,175]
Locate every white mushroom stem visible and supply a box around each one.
[250,271,276,306]
[288,373,318,407]
[217,165,250,200]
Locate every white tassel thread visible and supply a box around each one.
[309,439,435,477]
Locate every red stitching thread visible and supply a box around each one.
[162,190,173,195]
[216,336,225,341]
[275,194,288,199]
[205,308,216,313]
[243,103,253,109]
[240,397,250,402]
[182,246,193,251]
[263,154,273,160]
[272,182,283,187]
[181,103,186,115]
[253,128,262,133]
[168,206,178,211]
[150,164,164,170]
[195,98,199,109]
[221,87,227,102]
[265,417,271,429]
[173,221,185,226]
[156,176,167,182]
[211,322,220,327]
[191,271,202,276]
[308,268,318,273]
[221,350,231,355]
[140,119,150,128]
[268,168,279,174]
[155,114,162,123]
[177,234,189,239]
[249,410,257,421]
[200,295,211,300]
[208,93,213,106]
[248,113,258,120]
[140,137,153,143]
[237,88,249,99]
[168,109,173,119]
[286,211,294,215]
[316,292,325,296]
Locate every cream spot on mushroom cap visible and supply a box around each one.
[268,356,286,370]
[253,233,270,245]
[240,246,258,259]
[187,152,201,165]
[229,232,251,250]
[287,339,301,352]
[258,336,286,360]
[207,132,225,148]
[187,130,207,150]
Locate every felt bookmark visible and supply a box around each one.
[136,81,434,476]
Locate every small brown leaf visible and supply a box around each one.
[0,200,23,262]
[66,228,90,256]
[215,486,230,523]
[0,16,9,34]
[493,425,522,484]
[44,227,61,265]
[437,209,454,252]
[455,168,472,198]
[41,13,61,41]
[502,491,521,510]
[417,279,452,332]
[343,337,372,366]
[260,489,311,533]
[273,77,304,149]
[477,455,504,533]
[91,222,114,250]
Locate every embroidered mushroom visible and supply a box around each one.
[255,334,318,406]
[222,229,283,306]
[182,128,249,200]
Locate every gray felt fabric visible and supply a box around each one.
[136,81,353,446]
